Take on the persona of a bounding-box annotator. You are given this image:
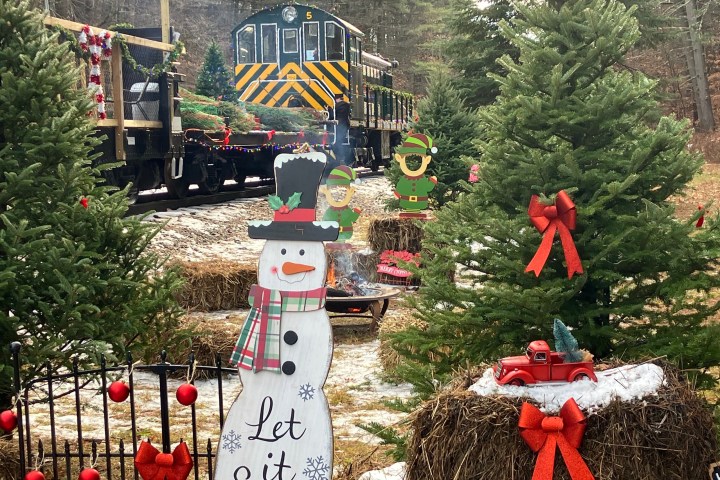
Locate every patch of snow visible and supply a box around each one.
[469,363,665,414]
[359,462,406,480]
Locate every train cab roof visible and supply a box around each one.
[234,4,365,38]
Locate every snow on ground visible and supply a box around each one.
[469,363,665,413]
[24,338,413,448]
[144,175,394,263]
[359,462,406,480]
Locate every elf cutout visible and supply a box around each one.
[393,133,438,214]
[320,166,362,242]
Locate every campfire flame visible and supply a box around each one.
[327,263,336,287]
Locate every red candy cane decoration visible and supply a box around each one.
[79,25,112,119]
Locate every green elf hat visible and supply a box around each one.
[395,133,438,156]
[326,165,359,186]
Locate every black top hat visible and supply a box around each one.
[248,153,340,241]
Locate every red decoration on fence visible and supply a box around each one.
[134,441,193,480]
[107,381,130,402]
[175,384,198,406]
[24,471,45,480]
[0,410,18,432]
[519,399,595,480]
[525,190,583,279]
[78,467,101,480]
[696,205,705,228]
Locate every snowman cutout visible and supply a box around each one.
[215,152,339,480]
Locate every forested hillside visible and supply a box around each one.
[29,0,720,138]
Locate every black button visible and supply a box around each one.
[284,331,298,345]
[282,362,296,375]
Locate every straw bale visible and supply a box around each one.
[367,218,424,253]
[166,314,246,378]
[174,261,256,311]
[377,311,428,374]
[406,361,717,480]
[0,438,19,480]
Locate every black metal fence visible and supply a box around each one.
[8,342,238,480]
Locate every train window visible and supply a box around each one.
[325,22,345,61]
[349,37,360,65]
[303,22,319,61]
[261,24,277,63]
[236,26,255,64]
[283,29,298,54]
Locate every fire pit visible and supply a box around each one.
[325,262,400,330]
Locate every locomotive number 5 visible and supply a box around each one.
[306,11,313,19]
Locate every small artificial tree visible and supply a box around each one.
[196,40,237,101]
[386,70,481,208]
[390,0,720,391]
[553,318,583,363]
[0,0,183,407]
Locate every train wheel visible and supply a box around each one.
[127,185,140,205]
[509,379,525,386]
[198,166,225,195]
[164,159,190,199]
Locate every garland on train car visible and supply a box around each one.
[50,24,184,78]
[369,85,414,100]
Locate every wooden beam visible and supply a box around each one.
[111,41,126,161]
[160,0,170,44]
[97,119,163,129]
[44,16,175,51]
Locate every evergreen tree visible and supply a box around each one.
[390,0,720,390]
[386,70,481,208]
[0,0,183,406]
[196,41,237,101]
[444,0,519,107]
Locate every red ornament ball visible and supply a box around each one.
[176,384,198,406]
[107,381,130,403]
[0,410,18,433]
[78,468,101,480]
[24,471,45,480]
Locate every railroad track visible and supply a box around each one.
[126,168,384,217]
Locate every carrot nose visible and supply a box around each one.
[282,262,316,275]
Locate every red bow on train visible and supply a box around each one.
[134,440,193,480]
[525,190,583,279]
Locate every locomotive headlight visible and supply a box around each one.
[282,6,298,23]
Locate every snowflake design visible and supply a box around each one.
[302,456,329,480]
[222,430,242,453]
[298,383,315,401]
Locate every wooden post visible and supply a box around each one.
[111,41,125,161]
[160,0,170,44]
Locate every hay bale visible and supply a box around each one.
[168,314,246,378]
[406,362,717,480]
[175,261,256,311]
[377,311,428,374]
[0,438,19,480]
[367,218,424,253]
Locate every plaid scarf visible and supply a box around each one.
[230,285,327,373]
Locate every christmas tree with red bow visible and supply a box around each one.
[390,0,720,395]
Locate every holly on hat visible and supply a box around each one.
[395,133,438,156]
[326,165,359,186]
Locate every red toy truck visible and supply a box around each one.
[493,340,597,386]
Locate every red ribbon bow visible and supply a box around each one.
[519,399,594,480]
[525,190,583,279]
[696,205,705,228]
[134,440,193,480]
